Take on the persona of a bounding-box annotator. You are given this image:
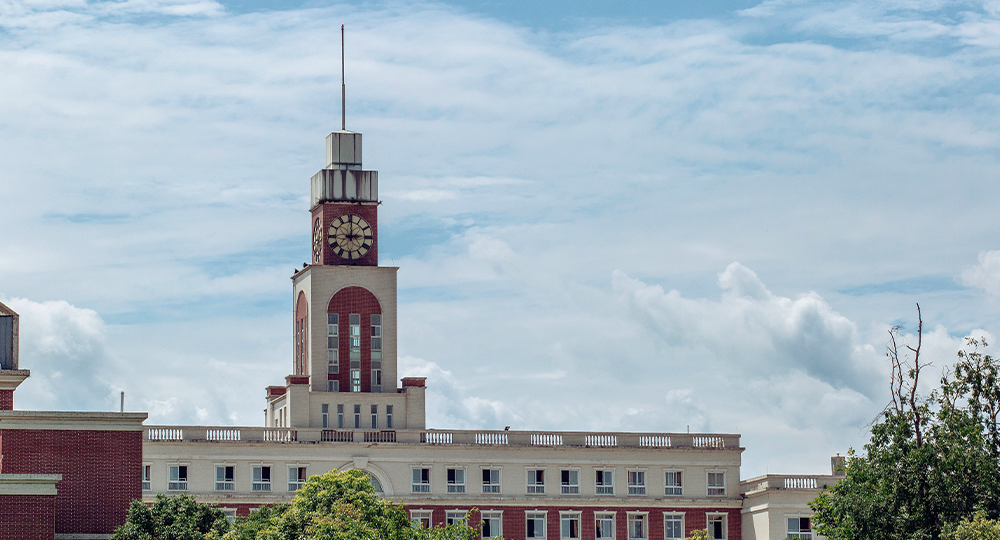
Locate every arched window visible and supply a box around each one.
[294,292,308,376]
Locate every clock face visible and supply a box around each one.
[312,218,323,263]
[328,214,373,260]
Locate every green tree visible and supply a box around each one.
[943,511,1000,540]
[811,306,1000,540]
[109,493,230,540]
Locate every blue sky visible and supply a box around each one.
[2,0,1000,477]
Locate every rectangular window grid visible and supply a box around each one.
[561,513,581,539]
[446,511,467,526]
[328,380,339,392]
[627,514,647,540]
[527,469,545,494]
[252,466,271,492]
[708,515,726,540]
[482,469,501,493]
[371,314,382,361]
[354,404,361,429]
[628,471,646,495]
[410,510,432,529]
[349,314,361,360]
[595,513,615,539]
[328,314,339,375]
[215,465,235,491]
[371,404,378,429]
[288,466,306,492]
[142,465,151,491]
[665,471,683,496]
[527,512,546,538]
[665,515,684,540]
[596,470,614,495]
[787,517,812,539]
[481,511,503,538]
[168,465,188,491]
[707,472,726,496]
[412,468,431,493]
[322,404,329,428]
[561,470,579,494]
[447,468,466,493]
[386,405,393,429]
[371,368,382,393]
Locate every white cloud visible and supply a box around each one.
[962,250,1000,297]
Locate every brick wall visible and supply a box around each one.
[312,203,379,267]
[328,286,382,393]
[1,429,142,535]
[0,389,12,411]
[0,494,56,540]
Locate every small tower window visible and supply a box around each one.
[327,314,339,374]
[370,314,382,360]
[349,314,361,360]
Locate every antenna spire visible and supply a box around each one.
[341,24,346,131]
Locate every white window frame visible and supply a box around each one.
[664,470,683,496]
[446,467,466,493]
[167,464,188,491]
[664,513,685,540]
[288,465,307,492]
[327,313,339,375]
[560,469,579,495]
[627,513,648,540]
[215,464,236,492]
[141,464,151,491]
[481,510,503,539]
[410,509,432,529]
[707,513,727,540]
[627,469,646,495]
[526,511,548,538]
[786,515,813,539]
[560,511,581,539]
[221,508,237,523]
[412,467,431,493]
[370,404,378,429]
[595,512,616,539]
[526,468,546,494]
[252,464,272,492]
[707,470,726,497]
[596,469,615,495]
[482,467,501,494]
[322,404,329,428]
[446,510,468,526]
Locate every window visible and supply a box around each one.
[447,468,466,493]
[596,470,614,495]
[371,314,382,361]
[386,405,393,429]
[168,465,188,491]
[482,468,501,493]
[322,404,329,428]
[526,512,547,538]
[222,508,237,523]
[337,404,344,428]
[561,470,579,494]
[366,472,383,493]
[665,471,683,496]
[351,369,361,392]
[354,404,361,429]
[216,465,235,491]
[142,465,151,491]
[595,513,615,539]
[349,314,361,359]
[708,514,727,540]
[371,368,382,392]
[526,469,545,494]
[446,511,467,526]
[371,404,378,429]
[328,380,339,392]
[412,468,431,493]
[252,466,271,491]
[787,517,812,539]
[410,510,432,529]
[707,471,726,496]
[288,466,306,491]
[628,471,646,495]
[328,314,339,375]
[627,514,647,540]
[481,511,503,538]
[561,513,581,539]
[664,514,685,540]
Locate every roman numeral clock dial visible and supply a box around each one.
[327,214,373,260]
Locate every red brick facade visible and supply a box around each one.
[0,494,56,540]
[312,202,379,267]
[295,291,309,376]
[0,429,142,535]
[327,286,382,393]
[0,389,12,410]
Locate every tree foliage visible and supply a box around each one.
[943,511,1000,540]
[811,305,1000,540]
[109,494,231,540]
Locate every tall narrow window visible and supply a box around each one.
[627,514,647,540]
[595,513,615,539]
[561,513,581,539]
[386,405,393,429]
[481,512,503,538]
[337,404,344,428]
[370,404,378,429]
[526,513,547,538]
[371,314,382,360]
[596,470,614,495]
[707,471,726,496]
[665,471,683,495]
[322,404,329,428]
[216,466,235,491]
[526,469,545,494]
[354,404,361,429]
[561,470,579,494]
[708,515,727,540]
[351,369,361,392]
[371,368,382,393]
[665,514,685,540]
[252,466,271,491]
[142,465,151,491]
[349,314,361,359]
[327,314,339,376]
